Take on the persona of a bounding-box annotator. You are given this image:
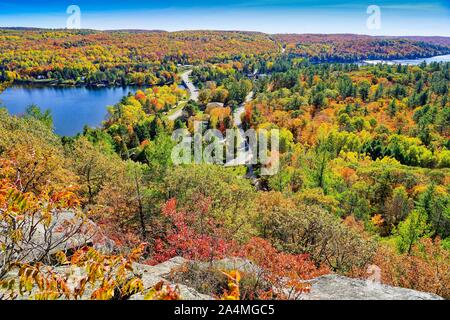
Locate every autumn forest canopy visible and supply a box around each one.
[1,29,450,86]
[0,28,449,300]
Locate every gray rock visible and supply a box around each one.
[300,274,443,300]
[133,256,188,278]
[1,255,443,300]
[140,258,444,300]
[0,210,103,268]
[131,258,213,300]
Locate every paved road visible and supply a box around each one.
[168,71,256,177]
[168,70,198,121]
[181,70,199,102]
[225,91,255,172]
[233,91,253,128]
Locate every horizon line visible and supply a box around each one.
[1,27,449,38]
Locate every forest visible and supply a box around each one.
[275,34,450,62]
[1,29,450,86]
[0,29,449,300]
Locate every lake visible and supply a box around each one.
[0,85,139,136]
[1,55,449,136]
[363,54,450,66]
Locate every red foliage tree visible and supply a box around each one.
[148,198,233,265]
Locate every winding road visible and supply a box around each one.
[168,70,198,121]
[169,68,256,177]
[225,91,255,177]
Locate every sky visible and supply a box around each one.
[0,0,449,36]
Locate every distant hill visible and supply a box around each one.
[396,36,450,46]
[273,33,450,62]
[0,29,449,85]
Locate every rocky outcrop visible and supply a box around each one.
[130,257,213,300]
[300,274,443,300]
[0,210,114,268]
[148,257,443,300]
[51,257,213,300]
[1,256,443,300]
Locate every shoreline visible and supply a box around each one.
[2,53,449,92]
[8,80,174,89]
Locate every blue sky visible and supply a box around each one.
[0,0,449,35]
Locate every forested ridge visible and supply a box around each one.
[275,34,450,62]
[0,29,449,300]
[1,29,449,86]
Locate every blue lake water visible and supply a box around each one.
[0,85,139,136]
[363,54,450,65]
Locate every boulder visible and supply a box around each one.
[0,210,113,268]
[300,274,443,300]
[1,256,443,300]
[147,257,443,300]
[130,258,213,300]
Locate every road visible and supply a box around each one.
[169,70,256,177]
[168,70,198,121]
[181,70,199,102]
[225,91,255,176]
[233,91,253,128]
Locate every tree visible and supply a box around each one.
[25,105,53,129]
[337,76,355,100]
[304,143,331,192]
[0,109,77,194]
[373,83,384,100]
[358,80,371,102]
[144,132,176,182]
[150,197,232,264]
[68,137,119,205]
[351,238,450,299]
[255,192,375,272]
[93,161,153,246]
[163,165,257,241]
[395,210,430,255]
[418,185,450,238]
[0,158,91,279]
[383,186,413,235]
[388,99,397,117]
[310,90,327,113]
